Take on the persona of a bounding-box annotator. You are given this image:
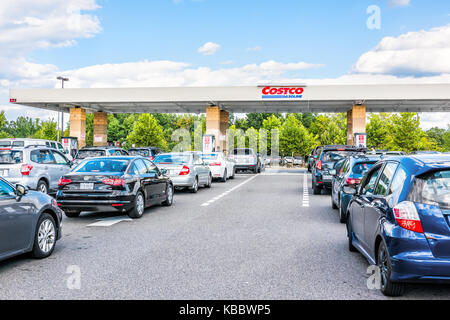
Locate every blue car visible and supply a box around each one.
[344,154,450,296]
[331,154,382,223]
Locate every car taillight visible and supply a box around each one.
[58,178,72,186]
[316,160,322,170]
[393,201,424,234]
[346,178,361,185]
[149,156,154,161]
[209,162,221,166]
[179,166,190,176]
[102,178,125,187]
[21,164,33,176]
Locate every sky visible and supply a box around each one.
[0,0,449,129]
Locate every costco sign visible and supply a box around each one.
[261,86,304,99]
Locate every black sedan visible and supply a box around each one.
[0,177,63,262]
[56,157,174,219]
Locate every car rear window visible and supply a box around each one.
[11,141,24,147]
[411,170,450,209]
[74,159,130,173]
[0,141,11,147]
[352,162,375,175]
[322,151,354,162]
[153,154,191,164]
[76,150,106,159]
[201,153,219,160]
[129,149,150,157]
[0,150,23,164]
[233,149,254,155]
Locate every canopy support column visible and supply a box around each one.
[206,106,229,153]
[346,105,366,145]
[93,112,108,146]
[69,107,86,149]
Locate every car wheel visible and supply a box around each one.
[331,192,338,209]
[190,177,199,193]
[230,168,235,179]
[65,210,81,218]
[205,174,212,188]
[31,213,57,259]
[313,180,321,195]
[221,170,227,182]
[162,184,174,206]
[37,180,48,194]
[347,216,357,252]
[339,197,347,223]
[378,241,405,297]
[128,191,145,219]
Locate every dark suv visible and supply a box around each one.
[312,145,365,194]
[307,146,322,172]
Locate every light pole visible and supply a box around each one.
[57,76,69,142]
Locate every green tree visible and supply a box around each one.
[126,114,167,150]
[366,113,391,149]
[262,114,282,154]
[280,114,317,157]
[309,114,346,145]
[6,116,40,138]
[34,120,58,140]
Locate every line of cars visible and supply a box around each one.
[309,145,450,296]
[0,140,262,263]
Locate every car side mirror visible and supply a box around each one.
[343,185,357,195]
[15,184,27,198]
[161,169,167,175]
[329,169,337,176]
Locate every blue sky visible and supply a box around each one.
[1,0,450,128]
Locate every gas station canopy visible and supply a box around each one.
[9,84,450,114]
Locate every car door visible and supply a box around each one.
[334,159,349,204]
[354,164,384,251]
[38,149,59,190]
[133,159,152,203]
[193,154,207,184]
[143,159,165,202]
[51,150,72,183]
[364,162,398,256]
[0,180,34,256]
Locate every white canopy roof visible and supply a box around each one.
[9,84,450,114]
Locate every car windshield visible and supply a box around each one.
[352,162,375,175]
[128,149,149,157]
[76,150,106,159]
[417,170,450,208]
[323,151,354,162]
[201,153,219,160]
[153,154,191,164]
[74,159,130,173]
[0,150,23,164]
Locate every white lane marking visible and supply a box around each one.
[302,172,310,207]
[87,216,132,227]
[201,175,258,207]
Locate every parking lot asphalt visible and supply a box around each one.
[0,167,449,300]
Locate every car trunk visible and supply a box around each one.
[61,173,124,193]
[411,169,450,258]
[155,163,186,177]
[0,163,22,179]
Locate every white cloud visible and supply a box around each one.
[198,42,221,56]
[388,0,410,7]
[353,24,450,75]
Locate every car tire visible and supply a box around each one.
[331,192,338,209]
[347,216,357,252]
[378,241,406,297]
[339,197,347,223]
[190,177,199,193]
[31,213,57,259]
[37,180,48,194]
[221,170,227,183]
[313,180,321,195]
[205,174,212,188]
[162,184,174,206]
[65,210,81,218]
[128,191,145,219]
[230,169,235,179]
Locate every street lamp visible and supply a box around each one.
[56,76,69,142]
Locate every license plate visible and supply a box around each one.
[80,183,94,190]
[0,170,8,177]
[323,175,333,180]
